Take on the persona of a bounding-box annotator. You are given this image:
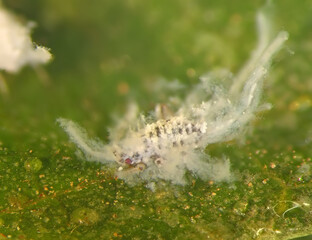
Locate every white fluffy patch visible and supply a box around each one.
[0,6,51,73]
[58,6,288,186]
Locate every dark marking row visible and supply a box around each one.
[147,122,202,139]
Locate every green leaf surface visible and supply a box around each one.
[1,0,312,239]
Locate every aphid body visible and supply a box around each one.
[58,8,288,185]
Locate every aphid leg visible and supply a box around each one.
[154,104,173,120]
[57,118,115,163]
[116,163,146,178]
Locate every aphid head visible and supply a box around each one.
[111,145,141,167]
[116,154,147,173]
[112,148,130,165]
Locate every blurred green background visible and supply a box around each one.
[0,0,312,239]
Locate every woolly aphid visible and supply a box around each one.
[0,5,51,73]
[0,3,52,94]
[58,8,288,186]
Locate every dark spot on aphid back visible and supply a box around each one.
[178,128,183,134]
[186,128,190,134]
[155,126,161,137]
[191,124,197,132]
[173,141,177,147]
[162,125,167,134]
